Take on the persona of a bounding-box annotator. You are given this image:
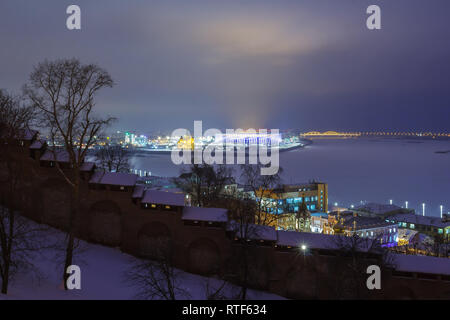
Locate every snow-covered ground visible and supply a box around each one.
[0,222,284,300]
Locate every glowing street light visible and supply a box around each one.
[440,205,444,218]
[301,244,307,251]
[405,201,408,209]
[389,199,393,205]
[422,203,425,216]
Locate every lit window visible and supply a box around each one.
[409,224,415,229]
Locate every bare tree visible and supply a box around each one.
[176,164,234,207]
[95,144,130,173]
[239,163,283,226]
[24,59,115,288]
[124,239,190,300]
[0,90,46,294]
[327,234,394,299]
[221,191,263,300]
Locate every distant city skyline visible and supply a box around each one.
[1,0,449,132]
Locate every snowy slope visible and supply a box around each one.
[0,222,284,300]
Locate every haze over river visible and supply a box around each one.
[130,138,450,218]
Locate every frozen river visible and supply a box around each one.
[129,137,450,218]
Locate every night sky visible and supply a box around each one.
[0,0,449,133]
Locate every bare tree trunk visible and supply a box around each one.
[63,176,79,289]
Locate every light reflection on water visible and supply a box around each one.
[130,138,450,217]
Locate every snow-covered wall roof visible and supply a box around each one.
[228,221,278,241]
[393,254,450,276]
[89,172,138,187]
[182,207,228,222]
[141,190,185,206]
[29,139,46,150]
[40,149,71,162]
[276,231,377,252]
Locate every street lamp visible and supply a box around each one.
[300,244,307,262]
[422,203,425,216]
[440,205,443,218]
[389,199,393,205]
[405,201,408,209]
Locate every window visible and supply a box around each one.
[409,224,415,229]
[438,229,443,234]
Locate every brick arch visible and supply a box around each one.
[39,178,71,229]
[88,200,122,247]
[187,238,221,275]
[137,222,172,258]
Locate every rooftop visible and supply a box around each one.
[141,189,185,206]
[393,254,450,276]
[40,149,71,162]
[355,203,405,215]
[89,172,138,187]
[227,221,278,241]
[182,207,228,222]
[29,139,46,150]
[390,213,450,229]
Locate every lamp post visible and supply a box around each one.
[301,244,307,262]
[422,203,425,216]
[440,205,443,218]
[389,199,393,205]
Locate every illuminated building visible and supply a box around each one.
[177,136,195,150]
[258,182,328,214]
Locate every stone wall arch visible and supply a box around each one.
[88,200,122,247]
[137,222,172,258]
[188,238,221,275]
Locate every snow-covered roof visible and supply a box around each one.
[182,207,228,222]
[228,221,278,241]
[40,149,71,162]
[277,231,378,252]
[18,129,38,141]
[29,139,46,150]
[141,190,185,206]
[277,231,338,249]
[392,254,450,276]
[80,162,95,172]
[342,215,396,230]
[132,185,145,198]
[390,213,450,228]
[89,172,138,187]
[355,203,404,215]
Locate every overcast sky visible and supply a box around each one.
[0,0,449,133]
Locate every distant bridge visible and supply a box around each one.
[301,131,361,137]
[300,131,450,138]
